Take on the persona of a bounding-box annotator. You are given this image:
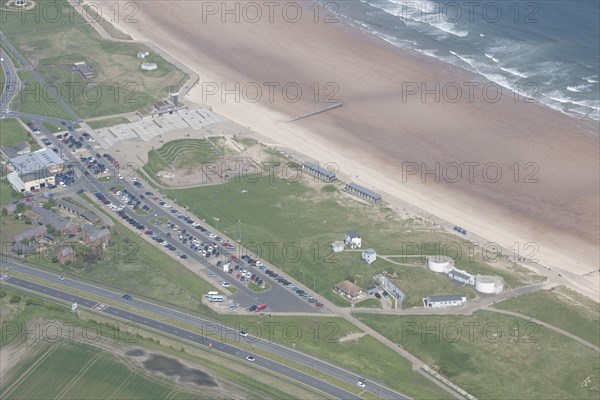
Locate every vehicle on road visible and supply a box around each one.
[122,294,132,301]
[240,331,248,337]
[375,293,382,299]
[57,276,65,281]
[246,356,255,362]
[357,379,366,388]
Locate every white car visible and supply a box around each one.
[246,356,255,362]
[208,233,217,238]
[118,174,123,180]
[222,282,231,287]
[357,379,366,388]
[164,204,171,208]
[57,276,65,281]
[255,261,263,267]
[239,331,248,337]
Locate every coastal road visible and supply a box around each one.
[1,263,410,400]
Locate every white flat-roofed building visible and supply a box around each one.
[423,295,467,308]
[362,248,377,264]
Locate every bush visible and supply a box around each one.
[0,288,6,298]
[25,298,44,306]
[9,294,21,303]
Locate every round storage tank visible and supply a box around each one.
[427,255,454,273]
[475,275,501,293]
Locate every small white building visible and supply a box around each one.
[137,50,150,59]
[448,268,475,286]
[344,231,361,249]
[423,295,467,308]
[141,62,157,71]
[362,248,376,264]
[331,241,344,253]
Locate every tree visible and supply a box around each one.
[1,208,7,217]
[43,198,56,209]
[16,203,25,213]
[46,225,56,234]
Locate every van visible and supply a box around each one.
[205,291,219,298]
[208,295,224,302]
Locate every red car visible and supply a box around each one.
[231,255,238,262]
[315,302,324,308]
[236,273,241,279]
[144,230,153,235]
[152,196,160,201]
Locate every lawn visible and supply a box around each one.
[12,71,73,120]
[216,315,450,399]
[355,298,381,308]
[163,164,534,308]
[42,121,67,133]
[144,139,222,176]
[0,0,86,34]
[87,116,130,129]
[9,23,187,118]
[494,286,600,347]
[0,118,29,146]
[357,311,600,399]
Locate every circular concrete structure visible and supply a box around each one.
[475,275,504,294]
[427,255,454,273]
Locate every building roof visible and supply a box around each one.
[426,295,466,302]
[60,246,74,257]
[13,225,47,242]
[450,270,473,281]
[366,285,377,291]
[10,149,64,174]
[302,161,336,179]
[1,142,30,159]
[363,248,376,254]
[335,280,363,298]
[345,230,360,238]
[57,200,99,223]
[346,182,382,201]
[82,224,110,242]
[31,206,72,231]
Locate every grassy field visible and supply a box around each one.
[145,139,223,176]
[161,160,535,307]
[357,311,600,399]
[9,23,186,118]
[87,116,130,129]
[0,0,86,34]
[12,71,73,120]
[216,315,450,399]
[1,341,206,399]
[355,298,382,308]
[494,286,600,347]
[0,119,29,146]
[42,121,67,133]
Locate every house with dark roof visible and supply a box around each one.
[12,225,47,243]
[82,224,110,246]
[31,206,79,234]
[57,246,76,264]
[344,231,361,249]
[57,200,100,224]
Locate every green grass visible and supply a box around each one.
[87,117,130,129]
[216,315,450,399]
[163,168,533,308]
[42,121,67,133]
[355,298,382,308]
[357,311,600,399]
[494,286,600,347]
[9,23,186,118]
[0,119,29,146]
[247,281,269,292]
[0,0,86,34]
[145,139,222,176]
[12,71,73,120]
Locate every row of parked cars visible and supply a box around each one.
[81,156,109,176]
[264,269,323,307]
[111,187,143,211]
[58,132,83,150]
[55,169,77,187]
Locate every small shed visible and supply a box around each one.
[362,248,376,264]
[331,241,344,253]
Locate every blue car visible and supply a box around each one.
[122,294,132,301]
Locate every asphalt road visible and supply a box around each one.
[1,264,409,400]
[0,40,19,112]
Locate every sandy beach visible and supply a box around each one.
[97,0,599,298]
